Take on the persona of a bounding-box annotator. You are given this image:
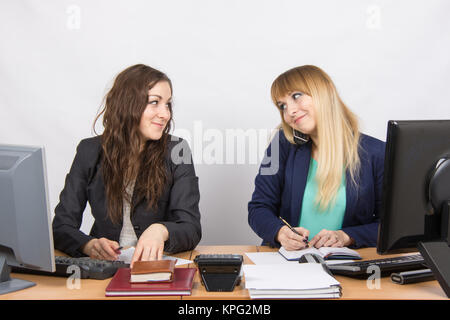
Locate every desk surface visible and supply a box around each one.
[2,246,448,300]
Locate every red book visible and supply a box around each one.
[105,267,197,297]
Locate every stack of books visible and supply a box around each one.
[105,260,196,297]
[243,264,341,299]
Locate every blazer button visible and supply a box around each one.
[133,225,140,231]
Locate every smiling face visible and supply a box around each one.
[138,80,172,142]
[276,91,317,137]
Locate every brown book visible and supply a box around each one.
[130,260,176,283]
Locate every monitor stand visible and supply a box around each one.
[0,257,36,295]
[418,202,450,298]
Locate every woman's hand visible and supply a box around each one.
[131,223,169,268]
[81,238,121,261]
[276,226,310,251]
[308,229,352,248]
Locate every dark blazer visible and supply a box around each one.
[52,135,202,257]
[248,130,385,248]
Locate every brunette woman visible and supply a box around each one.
[52,64,201,266]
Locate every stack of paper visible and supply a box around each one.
[243,264,341,299]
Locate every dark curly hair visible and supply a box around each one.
[93,64,173,224]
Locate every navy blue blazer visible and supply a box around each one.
[248,130,385,248]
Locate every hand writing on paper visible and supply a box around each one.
[130,223,169,268]
[276,226,310,251]
[308,229,352,248]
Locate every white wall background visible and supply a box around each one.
[1,0,449,245]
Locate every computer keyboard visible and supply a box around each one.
[327,254,427,278]
[12,256,129,280]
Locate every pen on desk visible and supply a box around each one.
[279,217,309,245]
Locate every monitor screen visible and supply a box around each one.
[0,144,55,294]
[377,120,450,254]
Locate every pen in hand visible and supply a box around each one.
[279,217,309,246]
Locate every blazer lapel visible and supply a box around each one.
[290,142,312,226]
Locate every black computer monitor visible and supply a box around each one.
[377,120,450,297]
[0,144,55,295]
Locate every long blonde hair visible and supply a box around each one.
[271,65,360,211]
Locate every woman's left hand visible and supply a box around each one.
[131,223,169,268]
[308,229,352,248]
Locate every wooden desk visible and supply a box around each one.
[1,246,448,300]
[2,250,191,300]
[256,246,448,300]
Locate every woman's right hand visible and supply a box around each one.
[81,238,121,261]
[276,226,309,251]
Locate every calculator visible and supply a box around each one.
[194,254,243,292]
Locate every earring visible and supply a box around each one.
[293,128,309,146]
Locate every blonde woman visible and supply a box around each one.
[248,65,385,250]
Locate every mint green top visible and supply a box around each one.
[298,158,346,239]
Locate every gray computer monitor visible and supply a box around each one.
[0,144,55,295]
